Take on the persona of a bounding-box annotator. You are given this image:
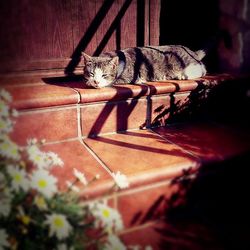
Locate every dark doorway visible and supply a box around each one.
[160,0,220,73]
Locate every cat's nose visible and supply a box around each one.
[92,81,100,88]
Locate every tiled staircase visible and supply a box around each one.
[2,72,250,249]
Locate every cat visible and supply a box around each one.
[82,45,207,88]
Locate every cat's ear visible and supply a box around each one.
[110,56,119,69]
[81,52,92,62]
[81,52,92,67]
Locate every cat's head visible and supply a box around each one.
[82,52,119,88]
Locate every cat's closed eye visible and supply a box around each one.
[102,74,108,78]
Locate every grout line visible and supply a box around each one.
[148,127,202,163]
[79,139,113,174]
[43,137,79,145]
[75,99,113,175]
[65,84,81,104]
[18,105,77,114]
[76,104,82,140]
[119,220,161,235]
[118,178,173,196]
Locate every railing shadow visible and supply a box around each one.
[128,77,250,249]
[65,0,137,75]
[64,0,115,75]
[42,75,246,157]
[150,76,250,129]
[150,79,216,128]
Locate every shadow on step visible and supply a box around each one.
[158,151,250,250]
[43,74,250,138]
[152,76,250,127]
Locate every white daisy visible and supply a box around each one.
[30,169,58,198]
[44,213,72,240]
[89,201,124,232]
[111,171,129,189]
[7,165,29,192]
[27,138,37,146]
[47,152,64,167]
[34,195,48,211]
[0,101,9,118]
[0,199,11,218]
[57,243,67,250]
[0,173,12,217]
[66,181,80,193]
[104,235,126,250]
[27,145,49,169]
[11,109,19,117]
[0,117,13,135]
[73,168,88,186]
[0,89,12,102]
[0,229,10,250]
[0,137,20,160]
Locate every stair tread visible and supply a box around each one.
[4,83,79,110]
[4,71,249,197]
[84,129,198,189]
[1,73,234,110]
[42,140,114,199]
[153,121,250,163]
[38,121,250,198]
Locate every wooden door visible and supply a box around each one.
[0,0,160,74]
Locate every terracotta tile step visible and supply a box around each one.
[33,122,250,232]
[39,122,250,248]
[3,72,250,248]
[39,128,200,202]
[82,122,250,227]
[1,73,233,110]
[7,73,248,143]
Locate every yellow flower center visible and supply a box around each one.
[21,215,31,225]
[0,121,4,129]
[1,143,9,150]
[38,179,47,188]
[36,197,46,207]
[102,209,110,218]
[35,155,41,162]
[54,217,64,228]
[11,148,18,156]
[14,174,22,182]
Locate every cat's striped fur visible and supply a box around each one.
[82,45,207,88]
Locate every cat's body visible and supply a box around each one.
[82,45,207,88]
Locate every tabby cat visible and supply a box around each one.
[82,45,207,88]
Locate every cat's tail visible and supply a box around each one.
[195,50,206,60]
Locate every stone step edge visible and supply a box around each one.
[1,73,235,110]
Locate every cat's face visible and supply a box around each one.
[82,53,118,88]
